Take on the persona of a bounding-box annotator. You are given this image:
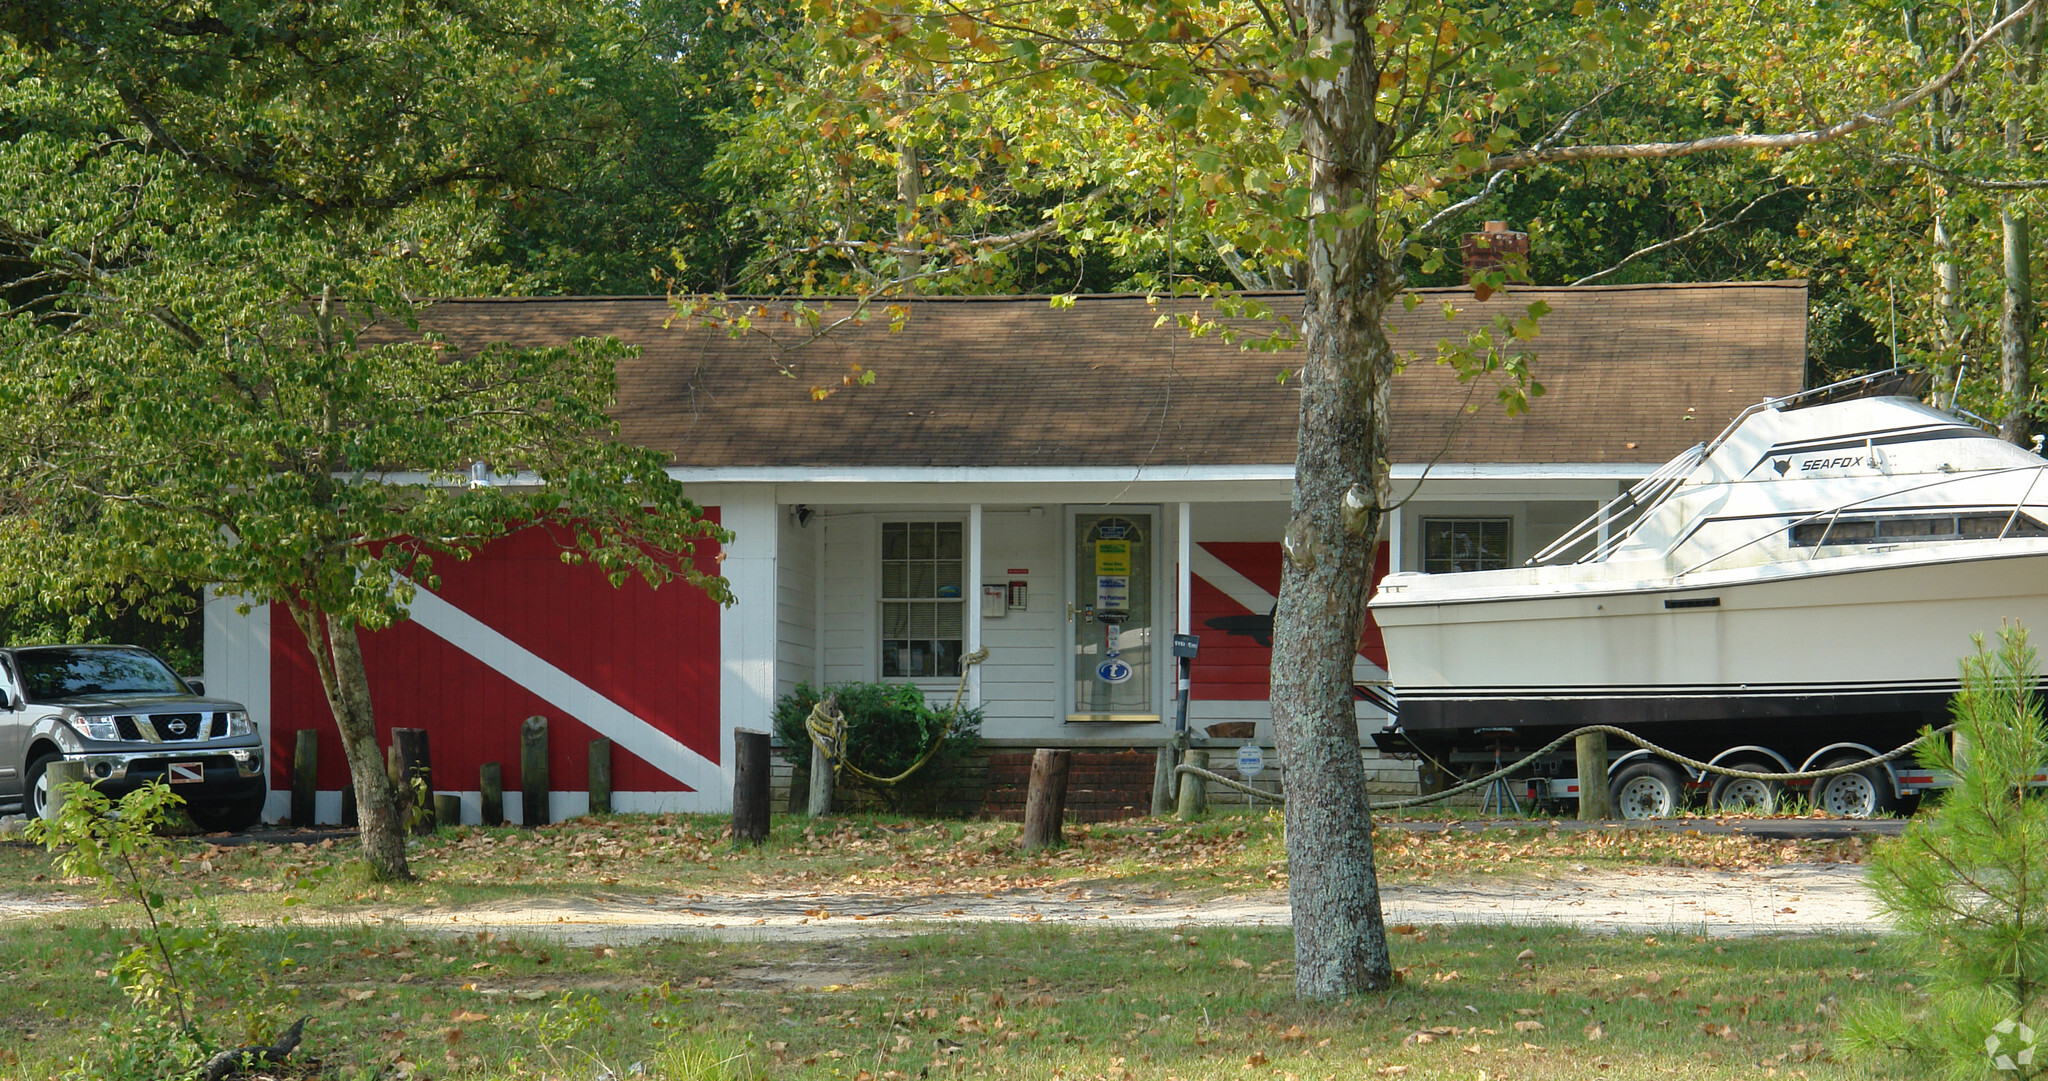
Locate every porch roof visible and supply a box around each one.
[412,281,1806,470]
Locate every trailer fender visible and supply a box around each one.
[1608,747,1703,783]
[1798,743,1903,799]
[1705,745,1796,775]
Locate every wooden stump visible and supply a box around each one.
[479,762,504,827]
[1151,744,1177,816]
[1019,749,1073,850]
[520,715,550,827]
[1175,749,1208,820]
[1576,731,1613,820]
[290,730,318,827]
[588,737,613,816]
[732,729,771,846]
[807,741,833,819]
[389,728,436,834]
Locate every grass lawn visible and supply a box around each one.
[1,811,1906,1080]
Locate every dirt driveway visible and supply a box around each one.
[337,862,1879,945]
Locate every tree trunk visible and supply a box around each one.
[286,601,410,880]
[1269,0,1395,999]
[2000,203,2033,447]
[895,88,924,291]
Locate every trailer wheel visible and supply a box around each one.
[1611,760,1684,820]
[1707,764,1781,814]
[1815,758,1896,819]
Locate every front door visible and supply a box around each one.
[1067,508,1159,722]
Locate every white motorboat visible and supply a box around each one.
[1368,370,2048,816]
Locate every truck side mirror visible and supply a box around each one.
[184,678,206,697]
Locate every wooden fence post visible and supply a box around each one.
[44,760,87,821]
[291,730,318,827]
[1019,749,1073,850]
[1175,749,1208,820]
[588,738,613,816]
[1151,744,1177,816]
[340,779,357,828]
[479,762,504,827]
[520,715,550,827]
[389,728,436,834]
[807,743,833,819]
[732,729,771,846]
[1576,732,1613,821]
[433,793,462,829]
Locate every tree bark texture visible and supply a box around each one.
[286,602,410,880]
[1272,0,1394,999]
[2000,205,2032,447]
[2000,4,2042,446]
[1018,748,1072,850]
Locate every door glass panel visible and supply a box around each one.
[1072,511,1154,717]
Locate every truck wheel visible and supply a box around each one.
[188,789,267,833]
[1708,763,1781,814]
[26,752,59,821]
[1815,758,1895,818]
[1611,760,1684,820]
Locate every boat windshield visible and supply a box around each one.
[13,647,187,701]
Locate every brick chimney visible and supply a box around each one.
[1461,220,1530,290]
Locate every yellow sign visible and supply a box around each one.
[1094,540,1131,576]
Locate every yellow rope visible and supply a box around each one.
[805,648,989,786]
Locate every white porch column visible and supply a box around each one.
[966,503,983,709]
[1176,502,1192,635]
[719,488,780,809]
[1387,504,1404,573]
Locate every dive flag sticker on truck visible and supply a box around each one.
[168,762,204,784]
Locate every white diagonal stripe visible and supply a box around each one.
[399,581,721,792]
[1190,544,1277,615]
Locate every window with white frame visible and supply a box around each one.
[1421,517,1511,573]
[881,520,964,678]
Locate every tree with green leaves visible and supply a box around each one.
[783,0,2039,998]
[0,1,728,880]
[1850,624,2048,1077]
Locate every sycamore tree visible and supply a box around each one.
[799,0,2040,997]
[0,2,728,880]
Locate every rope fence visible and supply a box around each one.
[1172,722,1955,810]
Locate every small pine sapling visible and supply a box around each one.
[1849,624,2048,1077]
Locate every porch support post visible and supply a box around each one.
[1176,502,1192,636]
[1386,503,1403,573]
[967,503,983,710]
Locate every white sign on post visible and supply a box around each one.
[1236,743,1265,779]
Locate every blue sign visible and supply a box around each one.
[1096,659,1134,684]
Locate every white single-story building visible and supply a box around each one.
[204,282,1808,822]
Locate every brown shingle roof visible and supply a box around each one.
[408,281,1806,469]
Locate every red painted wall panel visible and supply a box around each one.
[1189,541,1389,701]
[269,518,722,793]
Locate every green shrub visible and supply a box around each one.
[1847,624,2048,1078]
[771,679,982,814]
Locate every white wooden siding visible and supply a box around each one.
[775,512,818,701]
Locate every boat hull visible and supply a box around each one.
[1372,545,2048,741]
